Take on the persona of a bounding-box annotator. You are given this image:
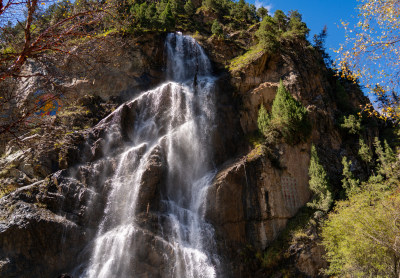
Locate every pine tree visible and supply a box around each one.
[256,15,279,52]
[257,104,270,136]
[211,20,223,37]
[184,0,195,16]
[256,6,268,21]
[358,138,372,162]
[341,156,360,196]
[156,0,168,17]
[341,114,361,135]
[247,4,257,23]
[131,2,148,28]
[286,10,309,40]
[270,80,310,143]
[146,3,157,28]
[374,137,397,178]
[273,9,287,33]
[307,145,333,212]
[159,3,175,30]
[230,0,245,21]
[204,0,218,12]
[313,25,333,67]
[170,0,184,16]
[257,81,310,144]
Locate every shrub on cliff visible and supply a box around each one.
[257,81,310,144]
[211,20,224,38]
[341,156,360,196]
[341,114,362,135]
[307,145,332,212]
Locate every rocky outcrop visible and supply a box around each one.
[230,41,366,138]
[238,81,278,133]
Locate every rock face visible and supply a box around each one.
[60,33,165,101]
[0,33,374,278]
[205,142,311,276]
[207,143,311,248]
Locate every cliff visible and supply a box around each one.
[0,31,376,278]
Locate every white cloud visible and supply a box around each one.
[254,0,273,13]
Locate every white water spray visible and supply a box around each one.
[81,33,219,278]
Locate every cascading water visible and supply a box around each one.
[80,33,219,278]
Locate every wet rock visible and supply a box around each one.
[137,146,166,213]
[90,138,106,161]
[129,228,172,278]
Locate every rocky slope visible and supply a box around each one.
[0,31,375,277]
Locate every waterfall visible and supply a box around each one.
[80,33,219,278]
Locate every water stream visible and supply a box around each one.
[80,33,219,278]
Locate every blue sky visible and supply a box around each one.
[248,0,360,60]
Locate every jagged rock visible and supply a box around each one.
[137,146,166,213]
[128,228,174,278]
[0,183,86,278]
